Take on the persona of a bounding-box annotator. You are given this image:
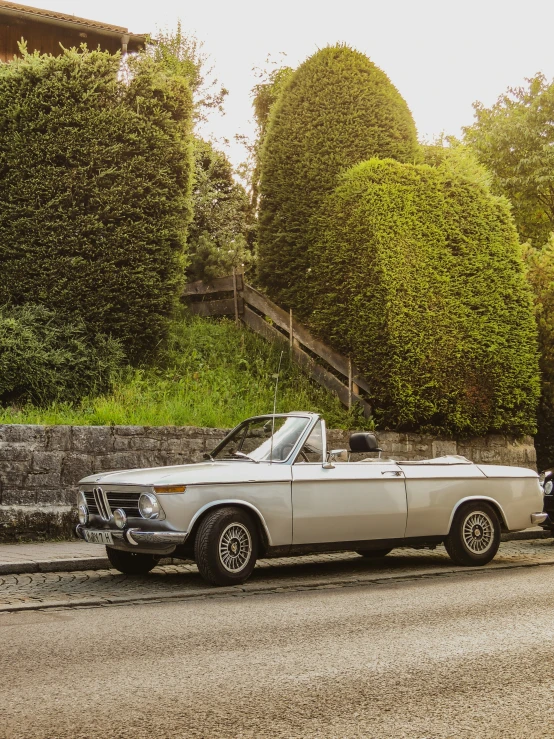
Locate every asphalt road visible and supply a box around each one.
[1,564,554,739]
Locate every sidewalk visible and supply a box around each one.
[0,540,110,574]
[0,527,550,576]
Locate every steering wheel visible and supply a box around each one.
[298,449,310,463]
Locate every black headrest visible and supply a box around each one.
[349,432,381,453]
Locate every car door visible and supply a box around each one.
[291,422,408,545]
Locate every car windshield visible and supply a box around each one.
[210,416,312,463]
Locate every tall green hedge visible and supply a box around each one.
[0,47,193,363]
[257,45,419,313]
[308,158,539,436]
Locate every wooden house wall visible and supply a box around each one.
[0,16,122,62]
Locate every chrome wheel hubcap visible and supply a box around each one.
[462,511,494,554]
[218,523,252,573]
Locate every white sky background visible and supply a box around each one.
[28,0,554,169]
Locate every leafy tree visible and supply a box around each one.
[308,158,539,436]
[524,237,554,466]
[145,21,228,123]
[464,74,554,246]
[0,46,194,363]
[186,139,253,282]
[257,44,419,313]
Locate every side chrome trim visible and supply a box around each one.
[187,500,274,546]
[181,479,289,487]
[447,496,509,531]
[531,512,548,526]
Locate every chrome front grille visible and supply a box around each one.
[83,491,99,516]
[83,489,142,519]
[93,487,111,520]
[105,492,141,518]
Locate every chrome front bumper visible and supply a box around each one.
[75,525,187,549]
[531,512,548,526]
[125,529,187,546]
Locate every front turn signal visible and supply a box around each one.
[153,485,186,494]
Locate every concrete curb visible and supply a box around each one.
[501,528,552,541]
[0,529,550,577]
[0,557,111,575]
[3,556,554,614]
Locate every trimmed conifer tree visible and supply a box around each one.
[308,158,540,436]
[257,44,419,313]
[0,47,194,363]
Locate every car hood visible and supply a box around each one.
[79,461,292,487]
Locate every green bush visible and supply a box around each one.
[308,158,540,436]
[0,47,193,363]
[186,139,253,282]
[0,304,123,406]
[257,44,419,313]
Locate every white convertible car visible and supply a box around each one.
[76,412,546,586]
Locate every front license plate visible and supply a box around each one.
[84,530,113,545]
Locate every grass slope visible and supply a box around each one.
[0,315,369,429]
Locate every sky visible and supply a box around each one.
[28,0,554,169]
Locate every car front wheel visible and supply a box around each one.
[106,546,159,575]
[195,506,258,586]
[444,502,501,566]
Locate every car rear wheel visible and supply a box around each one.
[356,548,393,558]
[195,506,258,586]
[106,546,159,575]
[444,502,501,566]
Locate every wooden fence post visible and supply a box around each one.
[289,309,293,354]
[348,357,352,410]
[232,268,239,325]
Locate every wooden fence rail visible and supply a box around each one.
[182,273,372,418]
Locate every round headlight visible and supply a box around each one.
[138,493,161,519]
[545,480,553,496]
[113,508,127,529]
[78,490,87,508]
[78,505,89,525]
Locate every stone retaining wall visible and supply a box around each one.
[0,424,537,541]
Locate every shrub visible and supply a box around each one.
[0,304,123,406]
[308,158,539,436]
[0,47,194,363]
[186,139,253,282]
[257,44,419,313]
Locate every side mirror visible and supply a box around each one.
[329,449,348,463]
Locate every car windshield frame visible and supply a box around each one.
[208,414,318,465]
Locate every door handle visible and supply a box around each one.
[381,470,403,476]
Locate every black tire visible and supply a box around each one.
[444,502,501,566]
[106,546,159,575]
[356,548,393,558]
[195,506,258,586]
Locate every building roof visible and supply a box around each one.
[0,1,146,45]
